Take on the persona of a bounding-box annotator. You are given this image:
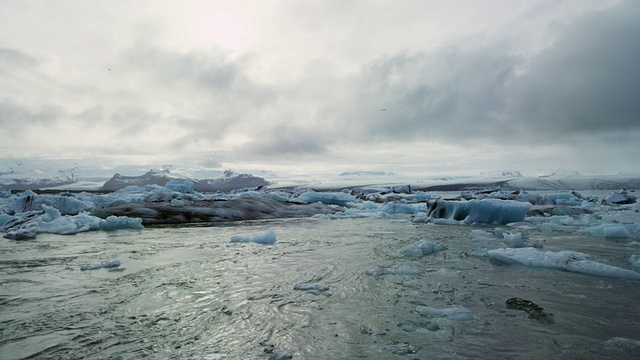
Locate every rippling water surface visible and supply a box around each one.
[1,218,640,359]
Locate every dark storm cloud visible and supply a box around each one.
[345,1,640,146]
[348,46,523,142]
[509,1,640,135]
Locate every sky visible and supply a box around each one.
[1,0,639,178]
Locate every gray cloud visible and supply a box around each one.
[0,99,62,129]
[240,125,328,157]
[508,1,640,135]
[0,0,638,174]
[332,0,640,151]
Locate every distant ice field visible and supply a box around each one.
[2,215,640,359]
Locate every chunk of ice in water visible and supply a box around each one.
[230,229,276,244]
[80,259,121,271]
[605,337,640,348]
[415,305,473,321]
[269,349,293,360]
[293,283,330,291]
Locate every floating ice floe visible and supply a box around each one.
[403,240,446,258]
[230,229,277,244]
[426,199,531,224]
[80,259,121,271]
[579,224,634,238]
[630,255,640,268]
[502,232,526,247]
[295,191,355,206]
[293,283,330,291]
[415,305,473,321]
[383,342,420,355]
[268,349,293,360]
[604,337,640,348]
[487,247,640,280]
[2,205,143,238]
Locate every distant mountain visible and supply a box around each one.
[479,170,524,178]
[340,171,396,176]
[0,167,78,191]
[195,170,270,191]
[0,177,78,191]
[100,169,175,191]
[100,169,270,192]
[539,170,581,178]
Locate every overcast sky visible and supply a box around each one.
[1,0,638,177]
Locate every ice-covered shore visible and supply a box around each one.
[1,179,638,250]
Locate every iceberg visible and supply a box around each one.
[295,191,355,206]
[488,248,640,280]
[3,224,37,240]
[426,199,531,224]
[230,229,277,244]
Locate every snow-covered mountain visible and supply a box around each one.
[479,170,524,178]
[0,167,78,191]
[100,169,270,192]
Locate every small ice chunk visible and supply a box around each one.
[403,240,446,258]
[99,216,144,231]
[293,283,330,291]
[3,225,38,240]
[603,225,632,238]
[604,337,640,348]
[502,232,525,248]
[415,305,473,321]
[630,255,640,268]
[383,342,420,355]
[230,229,276,244]
[467,247,489,258]
[80,259,121,271]
[269,349,293,360]
[170,199,185,207]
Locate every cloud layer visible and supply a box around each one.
[0,0,638,175]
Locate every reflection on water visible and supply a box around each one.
[1,218,639,359]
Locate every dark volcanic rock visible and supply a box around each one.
[91,197,339,225]
[506,297,555,324]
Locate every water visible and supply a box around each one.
[1,218,640,359]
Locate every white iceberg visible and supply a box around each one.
[230,229,277,244]
[488,247,640,280]
[427,199,531,224]
[415,305,473,321]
